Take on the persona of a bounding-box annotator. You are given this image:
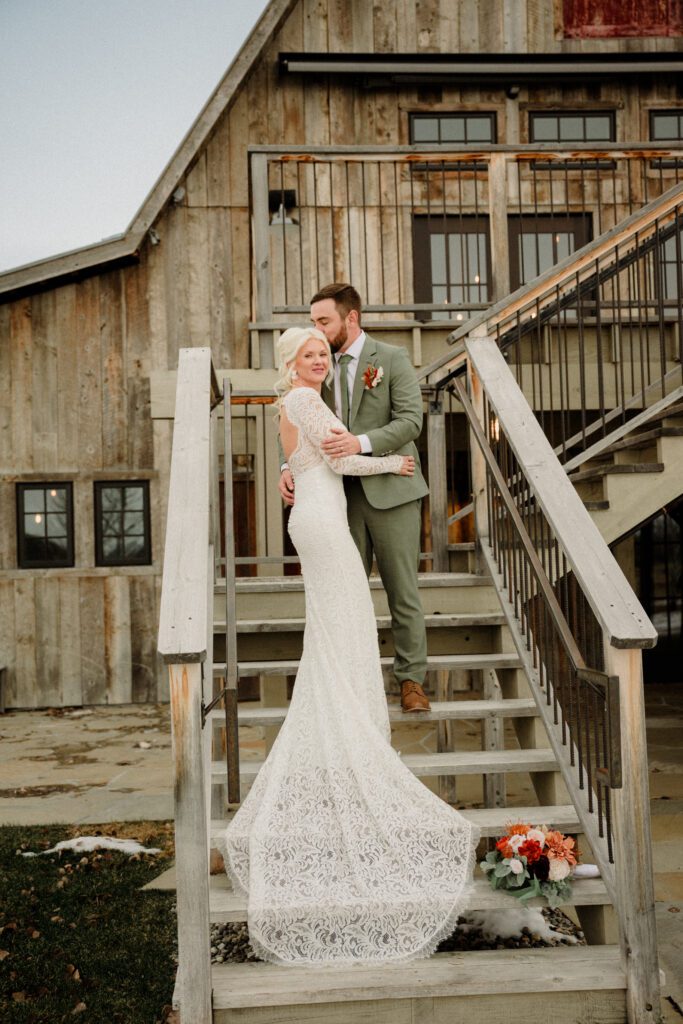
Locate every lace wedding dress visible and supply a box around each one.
[217,386,478,965]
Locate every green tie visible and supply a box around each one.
[339,354,353,426]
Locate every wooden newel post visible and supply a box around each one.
[427,394,449,572]
[169,661,212,1024]
[467,355,490,546]
[604,643,661,1024]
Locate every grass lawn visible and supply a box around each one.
[0,821,177,1024]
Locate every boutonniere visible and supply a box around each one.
[362,365,384,390]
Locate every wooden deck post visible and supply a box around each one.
[605,644,661,1024]
[427,394,449,572]
[169,662,212,1024]
[467,353,490,547]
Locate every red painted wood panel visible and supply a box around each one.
[563,0,683,36]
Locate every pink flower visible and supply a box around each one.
[548,857,571,882]
[509,858,525,875]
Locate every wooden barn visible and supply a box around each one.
[2,1,683,1017]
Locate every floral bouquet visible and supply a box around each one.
[480,822,579,909]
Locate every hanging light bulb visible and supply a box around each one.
[35,514,42,524]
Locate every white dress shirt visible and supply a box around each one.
[334,332,372,454]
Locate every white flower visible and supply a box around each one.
[548,857,571,881]
[507,833,526,853]
[527,828,546,848]
[509,858,525,875]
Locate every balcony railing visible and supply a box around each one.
[250,143,683,337]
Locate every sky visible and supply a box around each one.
[0,0,270,272]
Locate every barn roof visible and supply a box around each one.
[0,0,297,299]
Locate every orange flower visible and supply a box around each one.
[495,837,514,858]
[544,830,578,866]
[506,822,531,837]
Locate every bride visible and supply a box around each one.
[217,326,478,966]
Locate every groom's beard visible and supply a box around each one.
[328,323,347,352]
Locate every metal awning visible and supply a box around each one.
[279,51,683,84]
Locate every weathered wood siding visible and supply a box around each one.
[0,0,681,706]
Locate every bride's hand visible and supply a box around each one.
[398,456,415,476]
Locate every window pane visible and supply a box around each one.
[101,487,123,511]
[102,511,121,536]
[430,235,447,284]
[46,513,67,538]
[652,114,680,140]
[413,118,438,142]
[46,537,68,560]
[23,490,45,513]
[440,118,465,142]
[519,234,539,281]
[531,116,557,141]
[123,487,144,511]
[465,117,493,142]
[24,537,46,560]
[123,535,145,559]
[103,536,122,560]
[585,115,612,141]
[555,232,574,261]
[123,511,144,536]
[24,513,45,538]
[431,284,448,305]
[45,488,66,512]
[559,116,583,141]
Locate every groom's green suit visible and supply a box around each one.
[322,335,428,685]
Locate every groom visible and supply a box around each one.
[279,282,430,712]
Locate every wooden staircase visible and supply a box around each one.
[568,396,683,543]
[202,570,627,1023]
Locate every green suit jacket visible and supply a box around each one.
[323,335,429,510]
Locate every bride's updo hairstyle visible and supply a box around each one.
[274,326,334,407]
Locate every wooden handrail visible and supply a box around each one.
[466,338,657,650]
[158,347,215,663]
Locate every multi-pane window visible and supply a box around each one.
[410,113,496,145]
[650,110,683,141]
[413,216,490,319]
[658,230,683,300]
[508,215,593,290]
[94,482,151,566]
[529,111,615,143]
[16,483,74,568]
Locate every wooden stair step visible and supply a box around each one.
[583,499,610,511]
[215,572,493,593]
[211,747,558,783]
[207,873,611,924]
[210,804,580,844]
[592,424,683,458]
[210,946,625,1011]
[210,697,538,726]
[214,611,506,633]
[213,652,523,678]
[568,462,664,484]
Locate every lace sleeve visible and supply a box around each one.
[284,388,403,477]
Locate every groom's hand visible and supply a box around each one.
[322,426,361,458]
[278,469,295,506]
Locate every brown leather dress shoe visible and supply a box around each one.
[400,681,431,713]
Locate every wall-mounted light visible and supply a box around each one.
[268,189,297,225]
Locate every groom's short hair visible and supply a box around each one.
[311,283,362,326]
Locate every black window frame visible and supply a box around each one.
[508,213,593,291]
[409,112,497,145]
[412,214,492,320]
[16,482,75,569]
[650,109,683,142]
[528,110,616,144]
[94,480,152,567]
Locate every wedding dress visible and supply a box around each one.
[217,386,478,965]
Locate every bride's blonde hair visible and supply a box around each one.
[274,326,334,406]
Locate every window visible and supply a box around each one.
[413,216,490,320]
[16,483,74,569]
[94,482,151,566]
[410,113,496,145]
[529,111,615,143]
[508,215,593,290]
[657,229,683,301]
[650,110,683,141]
